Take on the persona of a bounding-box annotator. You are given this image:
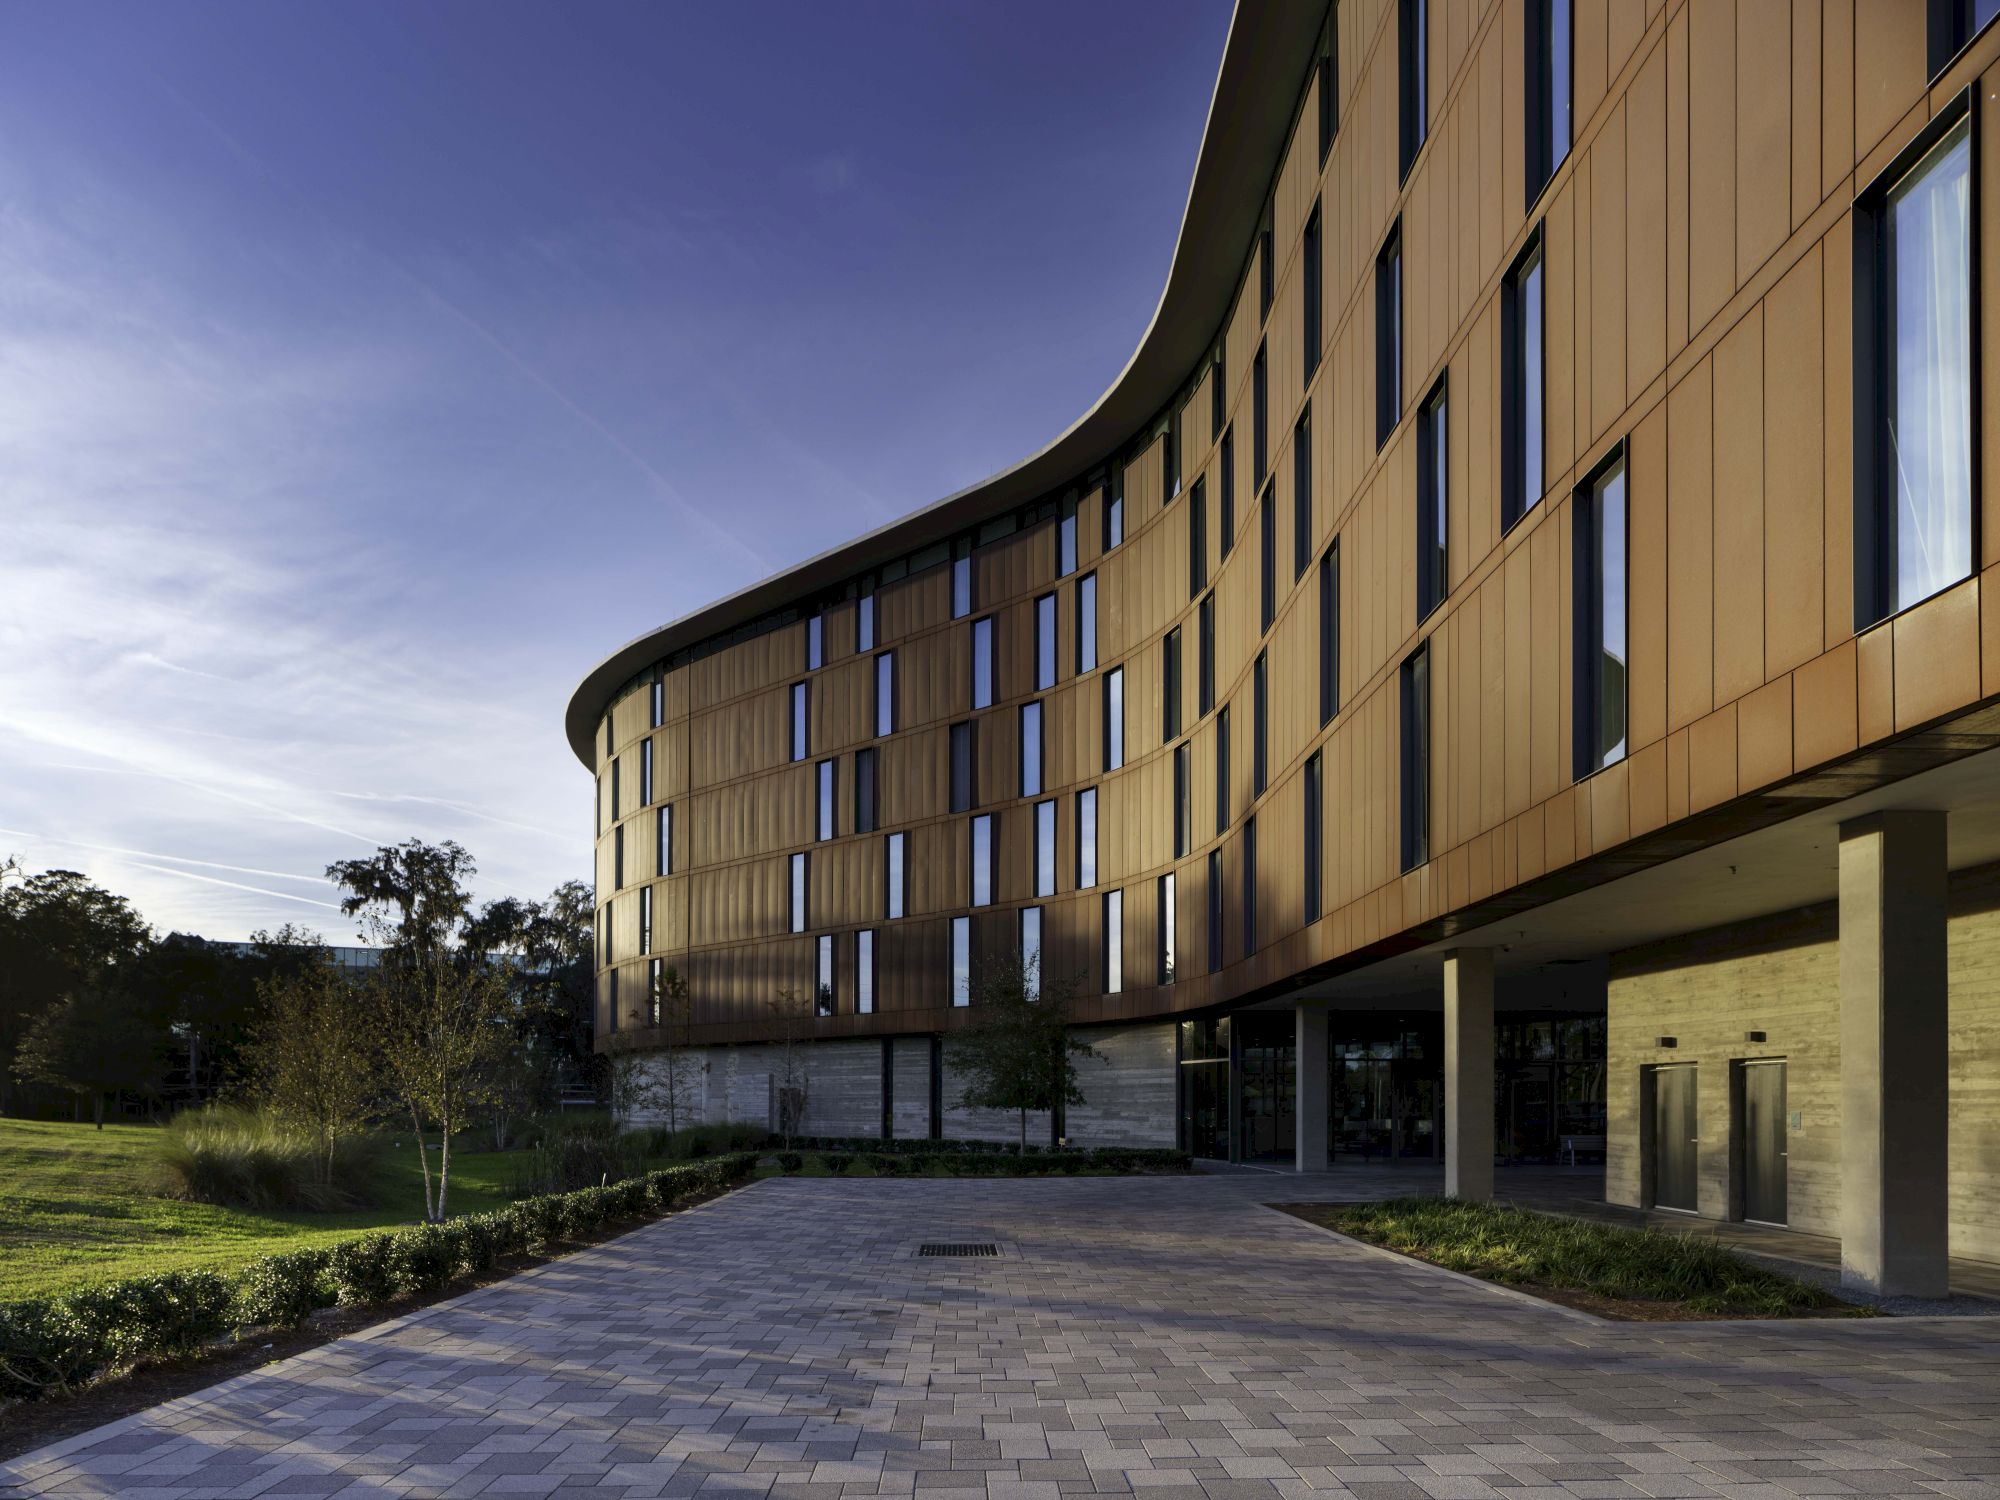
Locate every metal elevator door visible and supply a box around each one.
[1652,1066,1698,1212]
[1742,1062,1788,1226]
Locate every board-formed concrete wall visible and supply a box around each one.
[1608,865,2000,1263]
[1066,1022,1177,1148]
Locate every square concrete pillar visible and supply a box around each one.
[1839,810,1950,1297]
[1295,1003,1329,1172]
[1444,948,1495,1201]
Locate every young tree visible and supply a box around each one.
[605,1035,668,1124]
[243,940,378,1183]
[765,986,812,1144]
[647,964,701,1132]
[12,982,164,1127]
[948,953,1101,1151]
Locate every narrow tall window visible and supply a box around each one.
[857,592,875,652]
[855,747,879,834]
[1103,889,1124,994]
[1077,572,1098,672]
[1211,349,1224,436]
[1157,872,1177,986]
[641,737,654,806]
[1173,743,1190,859]
[1021,907,1043,997]
[1293,408,1313,579]
[816,758,836,842]
[648,958,662,1026]
[615,825,625,888]
[611,757,620,820]
[971,616,995,710]
[1252,652,1268,798]
[1253,343,1269,484]
[875,651,895,736]
[1076,787,1098,889]
[1164,414,1181,501]
[1020,701,1043,797]
[949,721,977,812]
[951,916,971,1007]
[1035,799,1057,898]
[970,814,994,906]
[1035,593,1057,691]
[1258,224,1274,322]
[603,903,613,966]
[1189,477,1208,598]
[1219,428,1235,556]
[790,681,808,762]
[640,885,652,955]
[857,929,876,1014]
[1400,645,1431,871]
[1928,0,1997,77]
[885,832,907,919]
[1059,500,1078,576]
[1105,468,1125,549]
[1417,379,1448,619]
[1399,0,1428,181]
[1318,543,1339,726]
[1242,818,1258,957]
[952,540,973,619]
[1215,705,1231,833]
[1376,224,1402,448]
[1526,0,1573,204]
[649,678,663,729]
[1198,594,1215,716]
[1206,850,1223,973]
[1317,22,1337,164]
[790,852,809,933]
[807,612,824,671]
[1503,230,1546,530]
[657,804,672,876]
[816,934,835,1017]
[1260,486,1276,632]
[1302,202,1322,381]
[1162,627,1182,742]
[1303,751,1323,923]
[1103,666,1125,770]
[1574,447,1630,777]
[1857,108,1974,625]
[608,967,618,1031]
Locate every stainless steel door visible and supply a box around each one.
[1653,1066,1698,1211]
[1742,1062,1788,1225]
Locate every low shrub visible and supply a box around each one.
[820,1153,851,1174]
[232,1250,334,1330]
[155,1106,384,1211]
[326,1234,399,1306]
[862,1152,895,1176]
[775,1151,804,1174]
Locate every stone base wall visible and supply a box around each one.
[1066,1022,1177,1147]
[1608,864,2000,1263]
[889,1037,932,1139]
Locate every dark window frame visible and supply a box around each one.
[1189,476,1208,598]
[1399,0,1428,182]
[1376,223,1403,448]
[1318,542,1340,727]
[1303,201,1322,381]
[1163,627,1183,743]
[1400,645,1431,872]
[1416,374,1448,620]
[1501,226,1547,532]
[1572,440,1632,781]
[1525,0,1574,207]
[1293,406,1313,580]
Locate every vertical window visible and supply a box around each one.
[1242,818,1258,957]
[1076,787,1098,889]
[615,825,625,888]
[1035,799,1057,897]
[648,958,663,1026]
[608,967,619,1031]
[1260,485,1276,632]
[886,832,907,919]
[950,721,977,812]
[1400,645,1431,871]
[1303,202,1322,381]
[951,916,971,1007]
[1077,572,1098,672]
[1258,224,1274,322]
[1211,349,1224,437]
[1318,543,1339,726]
[1173,744,1190,859]
[1399,0,1428,181]
[596,770,604,836]
[1317,22,1337,164]
[971,616,995,709]
[1021,907,1043,997]
[1189,477,1207,598]
[816,759,836,842]
[1035,593,1057,690]
[970,814,994,906]
[816,934,835,1017]
[1252,652,1268,798]
[857,592,875,652]
[1162,627,1182,742]
[1856,108,1974,625]
[1206,850,1223,973]
[1932,1,2000,76]
[657,804,672,876]
[1158,872,1177,986]
[807,612,824,671]
[1293,408,1313,579]
[1303,751,1323,923]
[1164,414,1181,500]
[611,756,620,820]
[857,929,876,1014]
[1503,230,1546,530]
[1059,500,1078,576]
[1215,705,1231,833]
[1574,447,1630,777]
[1198,594,1215,716]
[1417,379,1448,619]
[641,738,654,806]
[1103,666,1125,770]
[640,885,652,955]
[603,903,613,965]
[1020,701,1043,797]
[790,852,809,933]
[875,651,895,736]
[952,540,973,619]
[1105,468,1125,549]
[1220,428,1235,556]
[1103,889,1124,994]
[649,678,663,729]
[855,748,879,834]
[1376,223,1403,448]
[1526,0,1573,204]
[1253,342,1268,484]
[790,681,808,762]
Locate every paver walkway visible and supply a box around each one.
[5,1173,1999,1499]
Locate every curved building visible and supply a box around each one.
[572,2,2000,1293]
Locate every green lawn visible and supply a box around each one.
[0,1119,532,1301]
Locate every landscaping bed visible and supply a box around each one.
[762,1143,1190,1177]
[1278,1197,1866,1320]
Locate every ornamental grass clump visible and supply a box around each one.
[155,1105,384,1211]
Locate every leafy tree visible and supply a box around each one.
[243,937,378,1183]
[138,933,263,1104]
[766,987,812,1144]
[12,983,164,1127]
[948,953,1101,1150]
[640,964,699,1130]
[325,839,475,960]
[460,880,596,1104]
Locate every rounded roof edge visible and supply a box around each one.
[566,1,1326,767]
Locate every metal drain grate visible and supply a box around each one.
[917,1242,999,1258]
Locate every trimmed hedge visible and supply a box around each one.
[800,1145,1191,1176]
[0,1153,757,1403]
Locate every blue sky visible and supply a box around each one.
[0,2,1230,940]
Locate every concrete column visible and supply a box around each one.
[1839,810,1949,1297]
[1295,1003,1329,1172]
[1444,948,1495,1201]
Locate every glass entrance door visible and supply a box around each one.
[1239,1033,1295,1159]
